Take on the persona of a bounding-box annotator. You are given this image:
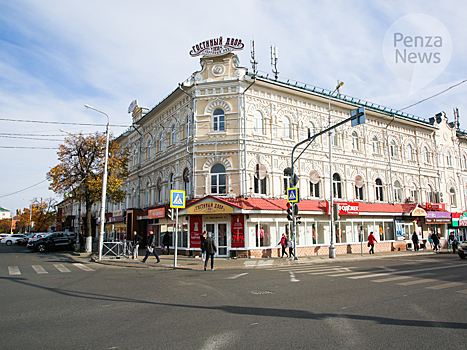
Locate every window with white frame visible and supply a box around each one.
[213,108,225,132]
[450,187,457,207]
[254,164,267,194]
[309,170,320,198]
[446,152,452,167]
[186,117,191,138]
[394,180,402,202]
[352,131,359,151]
[375,178,384,201]
[282,116,291,138]
[424,146,431,164]
[171,125,177,145]
[156,178,162,203]
[333,173,342,199]
[147,140,152,159]
[307,122,315,139]
[409,185,419,203]
[331,130,338,146]
[169,173,174,192]
[390,140,398,158]
[372,136,380,154]
[183,168,190,196]
[253,110,264,134]
[407,144,414,161]
[210,163,226,195]
[159,133,165,151]
[355,175,364,200]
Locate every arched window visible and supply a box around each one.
[331,130,338,146]
[446,152,452,167]
[390,140,398,157]
[450,187,457,207]
[463,155,467,170]
[307,122,315,139]
[159,133,165,151]
[375,178,384,201]
[309,170,320,198]
[254,164,267,195]
[424,146,431,164]
[132,151,137,167]
[352,131,359,151]
[394,180,402,202]
[282,116,291,138]
[183,168,190,196]
[169,173,174,192]
[332,173,342,199]
[213,108,225,132]
[372,136,380,154]
[171,125,177,145]
[409,184,419,202]
[186,117,192,138]
[146,187,150,206]
[156,178,162,203]
[147,140,152,159]
[407,144,414,161]
[253,110,264,134]
[210,164,226,195]
[355,175,364,200]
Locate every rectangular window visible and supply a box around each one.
[355,186,364,200]
[310,182,320,198]
[213,115,225,131]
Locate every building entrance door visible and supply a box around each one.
[205,222,228,257]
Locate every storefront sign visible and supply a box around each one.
[190,215,202,248]
[452,212,467,227]
[189,37,244,57]
[426,203,446,210]
[113,209,123,217]
[231,214,245,248]
[411,207,427,216]
[204,215,228,221]
[425,211,451,224]
[335,202,359,215]
[148,208,165,219]
[187,201,233,215]
[108,216,124,223]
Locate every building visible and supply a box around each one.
[112,38,467,257]
[0,207,12,220]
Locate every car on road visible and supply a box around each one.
[27,231,76,252]
[1,234,26,246]
[20,232,48,246]
[0,233,11,240]
[458,242,467,259]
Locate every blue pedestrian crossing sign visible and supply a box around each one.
[287,187,298,203]
[170,190,186,209]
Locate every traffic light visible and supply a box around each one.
[296,216,302,225]
[167,208,174,220]
[293,203,299,216]
[286,203,293,221]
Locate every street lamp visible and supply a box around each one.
[84,104,110,260]
[328,81,344,259]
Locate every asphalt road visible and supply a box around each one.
[1,243,466,350]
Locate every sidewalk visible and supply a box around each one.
[70,248,442,271]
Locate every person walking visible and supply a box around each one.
[131,231,142,260]
[200,231,207,261]
[142,230,160,263]
[162,232,170,255]
[431,232,440,253]
[204,234,217,271]
[279,233,289,258]
[287,237,294,258]
[411,231,419,252]
[448,233,458,254]
[368,231,377,254]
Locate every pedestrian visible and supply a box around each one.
[162,232,170,255]
[448,233,458,254]
[431,232,440,253]
[204,234,217,271]
[428,235,434,249]
[287,237,294,258]
[411,231,419,252]
[368,231,377,254]
[200,231,207,261]
[132,230,142,260]
[142,230,160,263]
[279,233,289,258]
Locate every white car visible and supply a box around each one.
[1,234,26,246]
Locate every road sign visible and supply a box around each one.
[351,107,365,126]
[170,190,186,209]
[287,187,298,203]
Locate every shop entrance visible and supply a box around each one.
[205,222,228,257]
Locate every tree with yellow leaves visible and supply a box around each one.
[47,132,129,252]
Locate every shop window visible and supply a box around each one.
[375,178,384,201]
[333,173,342,199]
[254,164,267,195]
[255,224,270,247]
[211,163,226,195]
[213,108,225,132]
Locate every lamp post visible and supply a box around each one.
[84,104,110,260]
[328,81,344,259]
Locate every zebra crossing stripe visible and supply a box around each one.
[72,263,95,272]
[426,282,464,290]
[348,272,391,279]
[372,276,410,283]
[328,271,367,277]
[32,265,48,274]
[8,266,21,275]
[397,278,437,286]
[54,264,71,273]
[457,289,467,294]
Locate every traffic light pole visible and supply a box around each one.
[290,111,364,259]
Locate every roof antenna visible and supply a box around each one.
[454,107,460,129]
[270,45,279,80]
[250,40,258,75]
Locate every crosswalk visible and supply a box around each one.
[6,263,95,276]
[266,263,467,294]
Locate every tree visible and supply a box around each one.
[46,132,129,252]
[0,218,11,233]
[15,198,57,233]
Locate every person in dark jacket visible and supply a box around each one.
[162,232,170,255]
[132,231,142,260]
[200,231,207,261]
[142,230,160,263]
[411,231,419,252]
[204,234,217,271]
[431,232,440,253]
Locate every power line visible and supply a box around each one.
[0,135,62,141]
[0,118,128,128]
[0,179,48,198]
[0,146,58,149]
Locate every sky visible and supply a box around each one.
[1,0,466,214]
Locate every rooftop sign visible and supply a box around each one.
[190,37,244,57]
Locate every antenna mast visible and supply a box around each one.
[270,45,279,80]
[250,40,258,75]
[454,107,460,129]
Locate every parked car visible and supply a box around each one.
[27,232,76,252]
[458,242,467,259]
[1,234,26,246]
[21,233,48,246]
[0,233,11,241]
